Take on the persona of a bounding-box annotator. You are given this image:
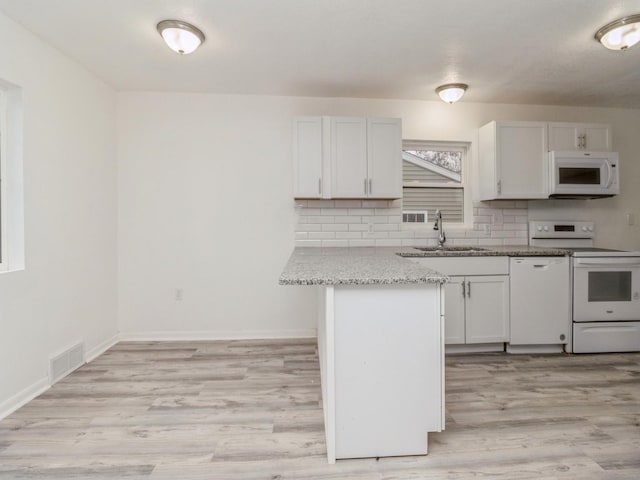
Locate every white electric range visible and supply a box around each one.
[530,221,640,353]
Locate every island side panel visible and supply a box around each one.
[332,284,443,460]
[439,283,446,430]
[317,285,336,464]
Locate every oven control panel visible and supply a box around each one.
[530,221,594,239]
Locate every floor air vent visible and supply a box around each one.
[50,342,85,383]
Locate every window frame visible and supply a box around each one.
[0,80,25,273]
[401,140,473,230]
[0,88,6,269]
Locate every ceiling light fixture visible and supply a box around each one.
[595,14,640,50]
[435,83,468,104]
[157,20,205,54]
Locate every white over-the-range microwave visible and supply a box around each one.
[549,150,619,199]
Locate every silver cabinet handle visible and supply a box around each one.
[364,178,368,194]
[369,178,372,195]
[318,178,322,195]
[497,180,502,194]
[467,280,471,297]
[578,134,586,149]
[462,281,466,297]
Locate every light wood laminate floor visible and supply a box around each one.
[1,339,639,479]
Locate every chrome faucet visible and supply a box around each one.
[433,209,446,247]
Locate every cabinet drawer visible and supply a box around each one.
[410,256,509,276]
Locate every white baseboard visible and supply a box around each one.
[119,329,317,342]
[506,344,565,354]
[85,333,120,363]
[445,343,505,354]
[0,377,49,421]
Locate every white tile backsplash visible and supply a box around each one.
[294,199,530,247]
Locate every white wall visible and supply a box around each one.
[117,93,317,339]
[0,12,118,416]
[117,92,640,338]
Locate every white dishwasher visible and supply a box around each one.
[508,256,571,353]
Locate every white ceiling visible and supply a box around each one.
[1,0,640,108]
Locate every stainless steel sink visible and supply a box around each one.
[413,246,488,252]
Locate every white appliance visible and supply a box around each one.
[549,151,619,198]
[530,221,640,353]
[509,257,570,353]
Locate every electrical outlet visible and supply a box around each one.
[483,224,491,233]
[627,213,635,226]
[175,288,183,301]
[368,223,374,233]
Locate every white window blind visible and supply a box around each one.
[403,187,464,223]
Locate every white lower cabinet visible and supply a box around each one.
[410,257,510,346]
[443,278,465,344]
[445,275,510,344]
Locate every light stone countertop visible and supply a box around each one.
[279,245,570,286]
[279,247,449,286]
[397,245,570,258]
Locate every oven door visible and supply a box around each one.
[573,257,640,321]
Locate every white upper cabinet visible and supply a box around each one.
[478,121,549,200]
[293,116,402,199]
[331,117,368,198]
[293,116,325,198]
[548,122,611,151]
[366,118,402,198]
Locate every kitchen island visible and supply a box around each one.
[280,247,449,463]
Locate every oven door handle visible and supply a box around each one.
[575,259,640,267]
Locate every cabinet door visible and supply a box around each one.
[583,125,611,151]
[293,117,324,198]
[366,118,402,199]
[331,117,368,198]
[548,122,612,151]
[465,275,510,343]
[548,123,581,151]
[496,122,548,199]
[444,277,466,344]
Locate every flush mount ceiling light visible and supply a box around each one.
[435,83,468,104]
[157,19,205,54]
[595,14,640,50]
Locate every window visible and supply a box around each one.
[0,79,25,272]
[402,140,469,225]
[0,89,5,265]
